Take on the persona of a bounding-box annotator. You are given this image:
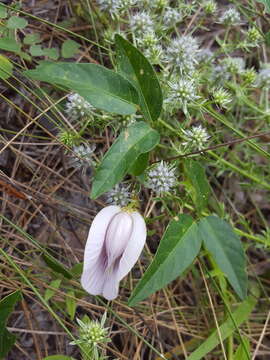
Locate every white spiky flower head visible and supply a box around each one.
[242,68,257,84]
[163,8,182,28]
[246,27,263,45]
[149,0,169,9]
[96,0,120,16]
[211,87,232,108]
[167,78,199,105]
[196,48,214,63]
[255,67,270,88]
[70,314,109,348]
[65,93,95,120]
[145,161,177,195]
[106,183,131,207]
[165,36,199,74]
[68,143,96,169]
[221,57,245,75]
[130,12,154,35]
[220,7,241,25]
[182,125,210,151]
[203,0,217,14]
[137,31,158,48]
[144,44,164,64]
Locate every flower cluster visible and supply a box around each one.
[106,183,131,207]
[211,87,232,108]
[145,161,177,195]
[166,78,199,112]
[165,36,199,74]
[65,93,95,120]
[182,125,210,151]
[256,67,270,88]
[68,144,96,168]
[130,11,154,35]
[219,7,241,26]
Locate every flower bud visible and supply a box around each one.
[81,205,146,300]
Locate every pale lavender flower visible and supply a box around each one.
[81,206,146,300]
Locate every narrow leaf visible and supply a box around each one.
[0,291,22,359]
[184,159,210,213]
[115,34,162,122]
[234,337,251,360]
[44,279,62,302]
[43,254,73,279]
[66,291,76,320]
[199,216,247,299]
[186,293,257,360]
[24,62,139,115]
[128,215,202,306]
[91,122,160,199]
[0,55,13,80]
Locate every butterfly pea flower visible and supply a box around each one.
[81,205,146,300]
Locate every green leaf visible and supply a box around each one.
[91,122,160,199]
[61,39,80,58]
[44,279,62,302]
[0,4,7,19]
[115,34,162,122]
[184,159,210,213]
[66,291,76,320]
[0,38,21,53]
[70,262,83,277]
[234,337,251,360]
[29,44,44,56]
[43,254,73,279]
[0,291,22,359]
[43,48,59,60]
[0,55,13,80]
[128,152,149,176]
[7,16,28,29]
[24,33,41,45]
[256,0,270,12]
[128,215,202,306]
[24,62,139,115]
[186,292,258,360]
[199,216,248,300]
[43,356,76,360]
